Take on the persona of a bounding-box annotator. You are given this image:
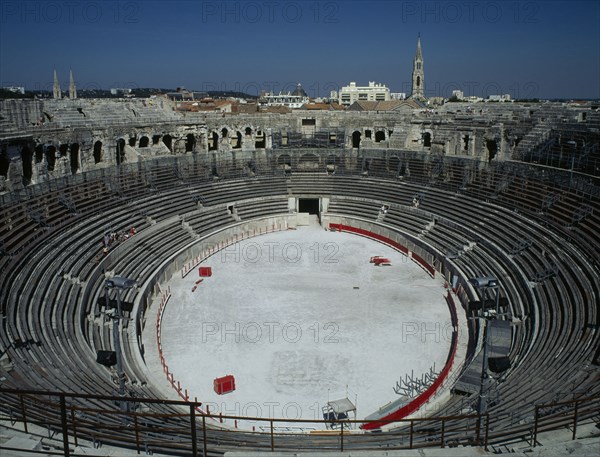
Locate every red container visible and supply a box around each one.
[199,266,212,277]
[214,375,235,395]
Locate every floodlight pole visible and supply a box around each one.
[469,277,499,441]
[105,276,136,410]
[113,286,126,398]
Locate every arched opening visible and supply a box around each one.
[0,146,9,177]
[375,131,386,143]
[255,130,265,148]
[93,141,103,164]
[299,153,319,170]
[162,134,173,151]
[365,129,372,139]
[139,136,149,148]
[35,144,44,163]
[277,154,292,167]
[128,137,136,147]
[152,135,160,145]
[352,131,361,148]
[208,131,218,151]
[422,132,431,147]
[116,139,126,165]
[245,127,252,136]
[486,140,498,162]
[46,145,57,171]
[185,134,196,152]
[233,131,242,149]
[59,143,69,158]
[221,128,228,138]
[463,135,470,152]
[70,143,80,174]
[417,76,421,87]
[20,145,33,184]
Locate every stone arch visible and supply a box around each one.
[277,154,292,166]
[208,131,219,151]
[422,132,432,148]
[116,139,126,165]
[93,141,103,163]
[58,143,69,158]
[486,139,498,162]
[185,133,196,152]
[255,130,265,148]
[0,146,8,178]
[245,127,252,136]
[221,127,228,138]
[128,137,136,147]
[365,129,372,139]
[139,136,150,148]
[162,134,173,151]
[70,143,80,174]
[299,153,320,170]
[233,131,242,149]
[352,131,362,148]
[46,145,57,171]
[375,130,386,143]
[20,144,32,185]
[35,144,44,163]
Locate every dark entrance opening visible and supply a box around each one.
[21,145,33,184]
[116,139,125,165]
[70,143,80,174]
[93,141,103,163]
[298,198,319,215]
[352,131,361,148]
[422,132,431,147]
[0,146,10,177]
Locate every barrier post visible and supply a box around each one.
[533,405,539,447]
[270,420,275,450]
[70,407,78,447]
[59,394,71,457]
[190,404,198,457]
[441,419,445,447]
[133,412,141,454]
[202,413,208,457]
[19,394,28,433]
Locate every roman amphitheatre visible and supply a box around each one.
[0,96,599,456]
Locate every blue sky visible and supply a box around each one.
[1,0,599,98]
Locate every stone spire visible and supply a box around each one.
[53,68,62,99]
[410,33,426,101]
[69,68,77,100]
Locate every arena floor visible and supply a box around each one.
[146,221,454,430]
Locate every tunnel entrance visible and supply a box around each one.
[298,198,320,215]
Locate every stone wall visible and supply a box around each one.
[0,98,591,191]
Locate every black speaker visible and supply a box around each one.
[488,356,511,373]
[96,350,117,367]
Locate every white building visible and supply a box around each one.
[338,81,391,107]
[259,83,309,109]
[2,86,25,95]
[451,90,464,100]
[390,92,406,100]
[488,94,512,102]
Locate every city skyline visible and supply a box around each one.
[1,0,599,99]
